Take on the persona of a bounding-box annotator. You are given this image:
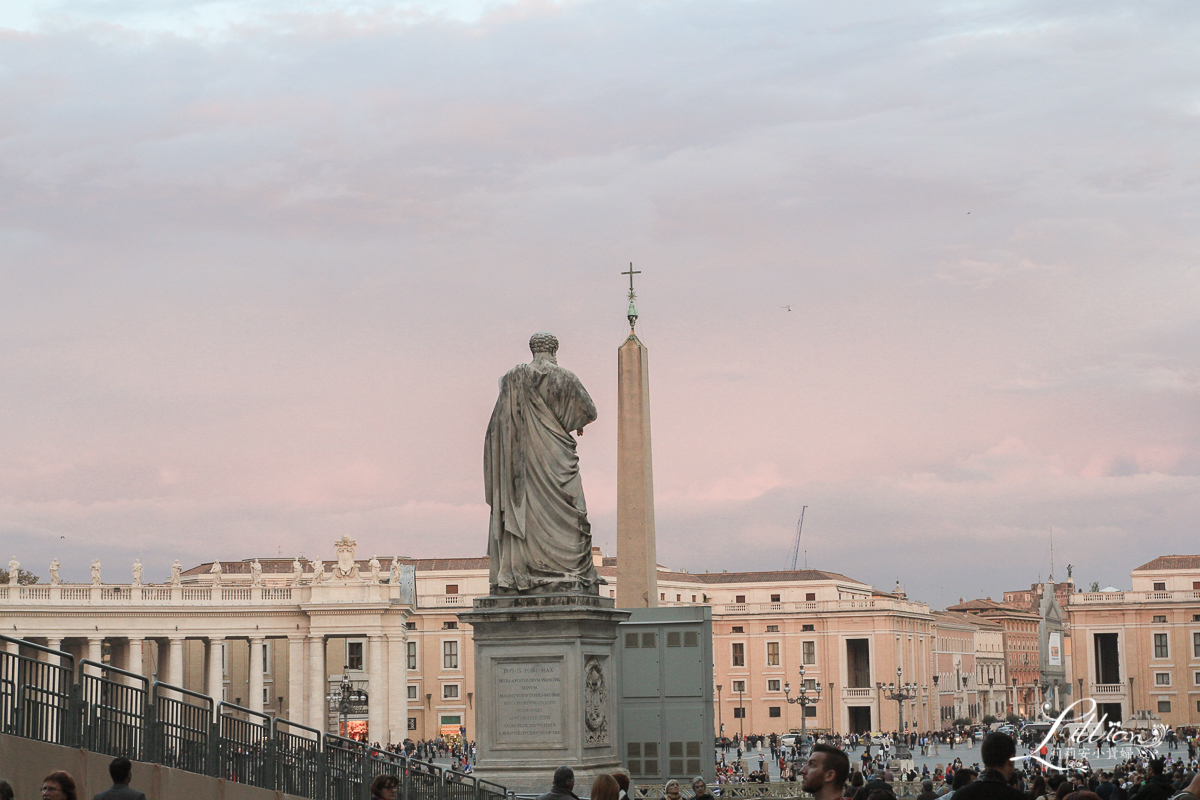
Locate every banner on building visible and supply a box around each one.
[1048,632,1061,666]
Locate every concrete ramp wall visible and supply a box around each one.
[0,733,307,800]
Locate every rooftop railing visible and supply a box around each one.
[0,634,506,800]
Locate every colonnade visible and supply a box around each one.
[12,631,400,741]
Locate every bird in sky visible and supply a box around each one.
[781,305,792,311]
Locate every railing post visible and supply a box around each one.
[209,712,221,779]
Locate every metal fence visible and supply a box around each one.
[0,635,506,800]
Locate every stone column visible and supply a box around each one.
[368,635,387,743]
[86,637,104,676]
[168,637,185,688]
[387,632,408,745]
[4,638,18,655]
[309,635,327,732]
[288,636,306,724]
[207,638,225,701]
[45,637,63,666]
[249,637,265,713]
[127,638,144,683]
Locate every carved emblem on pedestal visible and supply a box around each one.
[333,534,360,579]
[584,657,609,745]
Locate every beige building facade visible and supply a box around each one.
[17,544,1147,743]
[1066,555,1200,727]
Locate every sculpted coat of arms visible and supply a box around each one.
[584,657,608,745]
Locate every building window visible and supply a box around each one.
[408,717,418,730]
[407,642,418,670]
[733,707,745,718]
[770,594,781,602]
[443,684,459,699]
[735,595,746,604]
[660,593,666,601]
[805,593,816,602]
[1154,633,1169,659]
[802,641,816,665]
[732,680,745,692]
[691,595,696,602]
[1157,700,1171,713]
[408,685,418,699]
[767,679,781,692]
[804,706,816,717]
[766,625,779,632]
[1194,671,1200,686]
[406,621,417,630]
[802,624,815,632]
[1153,582,1166,591]
[1194,632,1200,658]
[732,643,745,667]
[347,641,364,671]
[731,626,744,633]
[443,641,459,670]
[1155,672,1171,686]
[767,642,780,666]
[263,640,273,674]
[443,621,457,630]
[1153,615,1166,623]
[768,706,781,718]
[445,584,458,594]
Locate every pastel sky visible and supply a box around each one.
[2,0,1198,606]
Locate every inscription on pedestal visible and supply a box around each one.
[495,659,565,746]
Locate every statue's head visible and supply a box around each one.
[529,332,559,359]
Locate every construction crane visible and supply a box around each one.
[790,506,807,571]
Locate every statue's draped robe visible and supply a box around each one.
[485,359,600,592]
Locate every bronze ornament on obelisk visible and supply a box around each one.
[616,264,659,608]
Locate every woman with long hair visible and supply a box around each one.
[591,774,620,800]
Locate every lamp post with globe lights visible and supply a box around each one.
[325,668,368,739]
[882,666,918,761]
[783,664,822,764]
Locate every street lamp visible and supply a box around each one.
[882,666,918,761]
[783,664,822,764]
[325,667,368,738]
[737,684,745,742]
[716,684,724,744]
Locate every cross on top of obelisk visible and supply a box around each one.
[623,262,640,331]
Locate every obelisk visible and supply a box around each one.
[616,264,659,608]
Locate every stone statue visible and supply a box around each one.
[49,559,60,586]
[484,332,601,594]
[170,560,182,586]
[311,559,325,584]
[132,559,143,586]
[1067,564,1073,579]
[368,556,381,583]
[389,556,401,584]
[91,559,102,585]
[292,558,304,585]
[8,557,19,585]
[250,559,263,586]
[210,560,222,585]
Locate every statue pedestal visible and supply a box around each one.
[459,594,630,792]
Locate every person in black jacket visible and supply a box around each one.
[1129,761,1175,800]
[951,733,1024,800]
[92,759,146,800]
[536,766,581,800]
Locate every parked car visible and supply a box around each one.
[780,734,799,747]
